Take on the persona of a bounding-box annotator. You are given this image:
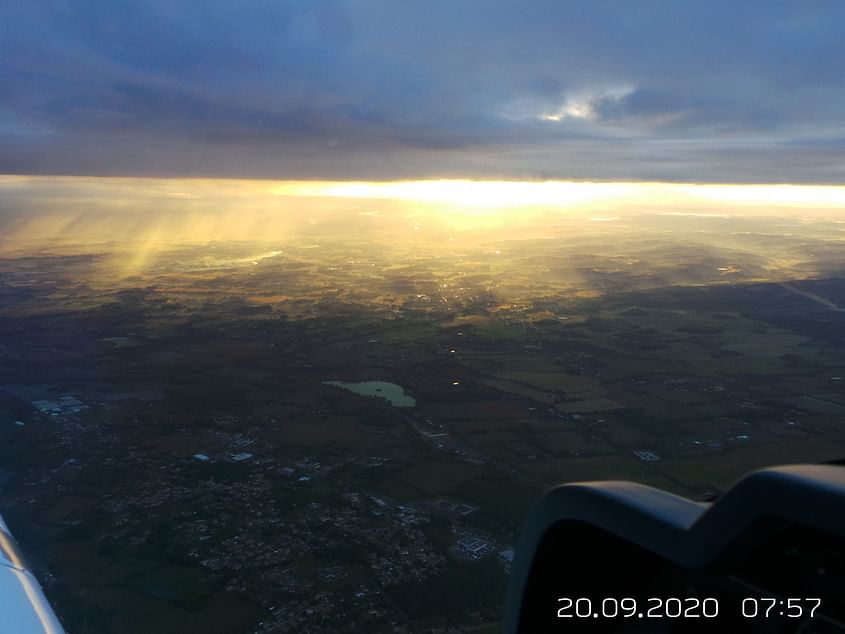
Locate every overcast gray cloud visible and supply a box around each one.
[1,0,844,182]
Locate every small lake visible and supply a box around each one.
[323,380,416,407]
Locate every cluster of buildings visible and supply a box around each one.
[31,395,88,416]
[92,445,501,631]
[634,450,660,462]
[4,383,515,633]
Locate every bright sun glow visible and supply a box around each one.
[2,175,844,265]
[3,176,844,215]
[283,179,845,211]
[285,180,640,209]
[2,175,844,255]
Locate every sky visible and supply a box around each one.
[2,1,845,184]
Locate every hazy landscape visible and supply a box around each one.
[2,184,845,632]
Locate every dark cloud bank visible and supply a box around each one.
[2,1,844,183]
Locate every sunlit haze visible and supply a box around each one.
[3,175,844,257]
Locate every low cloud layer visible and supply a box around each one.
[2,1,844,182]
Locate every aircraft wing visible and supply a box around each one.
[505,464,845,633]
[0,514,65,634]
